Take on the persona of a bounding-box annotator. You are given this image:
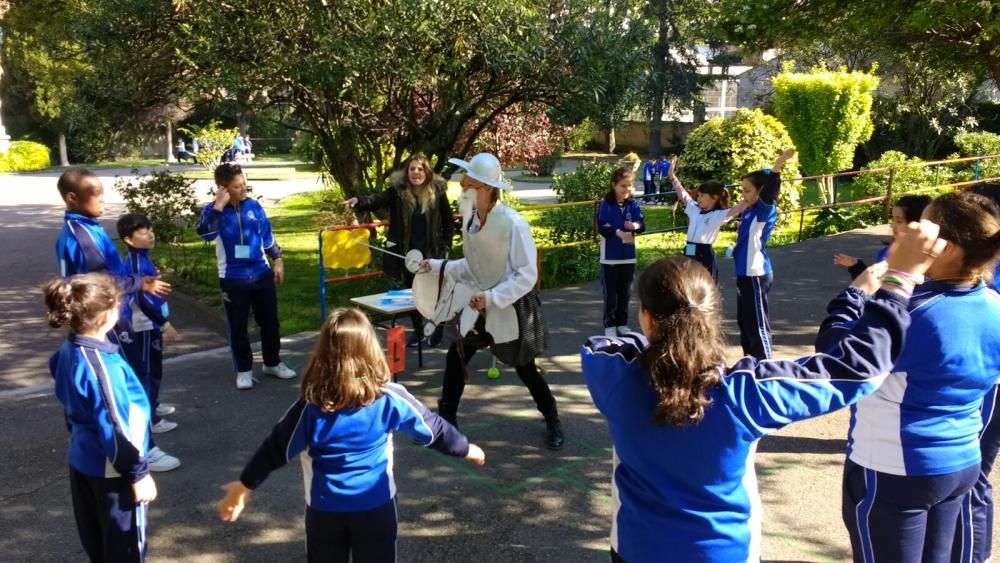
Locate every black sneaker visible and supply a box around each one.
[406,331,422,348]
[545,417,565,450]
[427,325,445,347]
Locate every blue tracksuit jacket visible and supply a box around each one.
[55,211,144,324]
[733,171,780,277]
[583,288,910,563]
[817,282,1000,476]
[239,382,470,513]
[50,335,150,482]
[124,248,169,332]
[597,199,645,264]
[196,199,281,280]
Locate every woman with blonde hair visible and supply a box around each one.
[345,153,454,346]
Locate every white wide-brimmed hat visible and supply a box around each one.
[447,152,508,190]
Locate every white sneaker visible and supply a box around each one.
[155,404,176,416]
[604,327,617,337]
[262,362,297,380]
[151,419,178,434]
[236,370,255,390]
[616,326,633,336]
[147,446,181,472]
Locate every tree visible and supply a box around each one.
[772,64,879,203]
[711,0,998,90]
[680,108,801,211]
[174,0,652,197]
[1,0,89,164]
[645,0,707,158]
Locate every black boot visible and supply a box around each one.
[427,325,445,347]
[544,415,564,450]
[437,400,459,430]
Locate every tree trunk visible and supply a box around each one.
[165,121,177,163]
[58,131,69,166]
[647,2,669,158]
[607,128,617,153]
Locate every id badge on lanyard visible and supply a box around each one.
[685,243,696,257]
[234,245,251,259]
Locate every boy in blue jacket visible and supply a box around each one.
[55,168,180,472]
[118,214,181,435]
[597,166,645,337]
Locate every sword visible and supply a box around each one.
[349,239,427,273]
[349,239,408,260]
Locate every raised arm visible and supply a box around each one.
[760,148,796,206]
[667,156,694,208]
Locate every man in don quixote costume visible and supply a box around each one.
[412,152,564,449]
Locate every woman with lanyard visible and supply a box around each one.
[197,163,296,390]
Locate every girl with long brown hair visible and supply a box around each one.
[582,218,944,562]
[217,308,484,562]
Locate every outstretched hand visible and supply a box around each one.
[143,276,171,298]
[217,481,251,522]
[833,254,860,268]
[465,443,486,466]
[668,155,678,180]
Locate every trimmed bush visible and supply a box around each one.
[954,131,1000,157]
[853,151,950,197]
[681,108,802,213]
[0,141,52,172]
[552,160,613,203]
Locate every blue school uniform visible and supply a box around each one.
[583,288,910,563]
[56,211,144,326]
[50,334,151,562]
[196,198,281,280]
[733,170,781,359]
[197,199,284,372]
[597,199,645,329]
[122,248,170,422]
[237,382,469,558]
[816,282,1000,562]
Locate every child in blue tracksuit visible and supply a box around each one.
[961,183,1000,563]
[118,214,180,434]
[44,273,158,563]
[582,217,940,563]
[197,163,296,390]
[667,155,747,281]
[641,157,656,202]
[733,148,796,359]
[814,191,1000,563]
[656,156,671,203]
[834,195,932,280]
[597,166,645,337]
[54,168,180,472]
[217,308,486,562]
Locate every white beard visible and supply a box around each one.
[458,188,476,222]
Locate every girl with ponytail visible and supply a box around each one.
[828,190,1000,563]
[43,273,157,562]
[666,155,748,281]
[582,218,945,563]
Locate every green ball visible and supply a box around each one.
[487,367,501,379]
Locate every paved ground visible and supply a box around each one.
[3,163,997,562]
[4,215,998,562]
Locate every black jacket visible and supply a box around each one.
[354,172,454,280]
